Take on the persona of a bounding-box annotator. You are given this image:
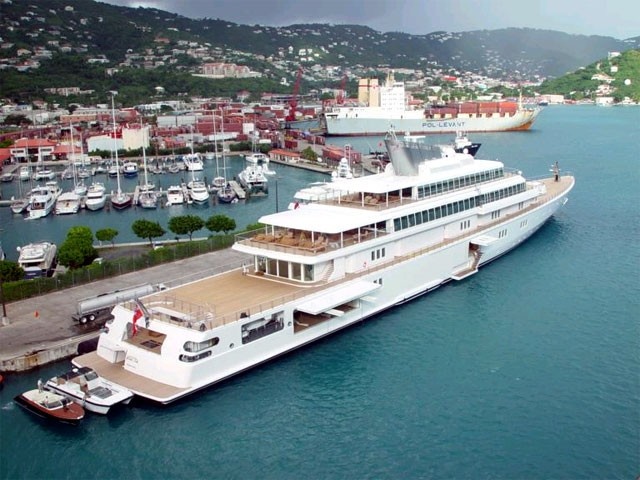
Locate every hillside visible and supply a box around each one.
[538,49,640,101]
[0,0,637,79]
[0,0,638,106]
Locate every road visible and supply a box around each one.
[0,247,251,369]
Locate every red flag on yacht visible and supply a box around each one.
[132,306,143,335]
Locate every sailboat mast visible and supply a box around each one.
[141,119,149,187]
[110,91,121,195]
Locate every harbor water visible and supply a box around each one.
[0,106,639,479]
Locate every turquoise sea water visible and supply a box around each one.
[0,106,639,479]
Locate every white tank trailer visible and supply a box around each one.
[72,283,165,324]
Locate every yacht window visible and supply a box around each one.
[184,337,219,352]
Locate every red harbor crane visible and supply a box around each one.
[286,67,303,123]
[336,74,347,105]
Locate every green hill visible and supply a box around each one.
[538,49,640,101]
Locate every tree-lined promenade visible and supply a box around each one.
[0,214,254,303]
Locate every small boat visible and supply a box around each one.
[55,191,81,215]
[167,163,180,174]
[187,179,210,204]
[19,166,31,181]
[110,190,132,210]
[107,165,119,177]
[138,133,156,208]
[60,168,74,180]
[452,131,481,156]
[166,185,185,205]
[182,153,203,171]
[77,167,91,179]
[27,185,56,220]
[11,197,29,214]
[85,182,106,211]
[17,241,57,278]
[121,162,138,178]
[1,172,14,182]
[32,167,56,181]
[14,381,85,425]
[238,165,268,195]
[331,157,354,181]
[73,181,88,198]
[45,366,133,415]
[244,152,276,175]
[138,190,158,209]
[216,183,237,204]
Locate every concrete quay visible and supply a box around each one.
[0,247,251,373]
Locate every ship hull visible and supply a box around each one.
[74,175,572,404]
[323,108,541,136]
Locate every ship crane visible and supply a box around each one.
[336,74,347,105]
[286,67,303,123]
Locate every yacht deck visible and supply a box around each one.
[74,351,188,401]
[74,175,574,402]
[139,268,318,330]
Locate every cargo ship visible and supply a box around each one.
[320,74,541,136]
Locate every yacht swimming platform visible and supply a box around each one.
[74,351,188,400]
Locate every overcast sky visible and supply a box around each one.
[99,0,639,39]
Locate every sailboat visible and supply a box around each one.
[56,124,81,214]
[73,127,88,198]
[138,124,158,209]
[108,92,132,210]
[186,126,209,205]
[210,111,225,192]
[216,111,237,204]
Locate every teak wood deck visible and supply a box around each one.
[74,351,188,401]
[141,268,319,329]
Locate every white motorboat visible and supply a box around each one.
[17,241,57,278]
[245,151,276,175]
[331,157,355,180]
[27,185,56,219]
[32,167,56,181]
[45,366,133,415]
[85,182,107,211]
[55,191,81,215]
[187,179,209,204]
[1,172,15,182]
[183,153,203,171]
[238,165,268,195]
[19,166,31,181]
[11,197,30,214]
[122,162,138,178]
[74,129,574,405]
[139,190,158,209]
[166,185,185,205]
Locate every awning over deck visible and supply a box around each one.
[296,281,380,315]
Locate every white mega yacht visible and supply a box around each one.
[74,131,575,404]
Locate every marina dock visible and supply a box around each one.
[0,247,251,372]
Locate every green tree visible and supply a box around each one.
[205,214,236,235]
[168,215,204,241]
[132,219,166,246]
[95,228,119,247]
[2,114,32,127]
[0,260,24,282]
[300,146,318,162]
[58,226,97,269]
